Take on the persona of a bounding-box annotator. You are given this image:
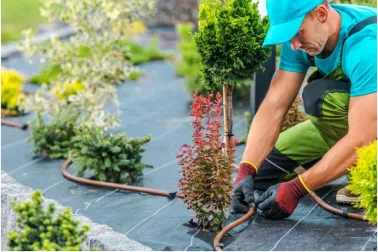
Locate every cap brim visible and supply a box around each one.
[262,15,305,48]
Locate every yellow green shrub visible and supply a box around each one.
[51,81,85,100]
[7,190,89,251]
[1,68,25,111]
[347,140,377,225]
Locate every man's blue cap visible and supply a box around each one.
[262,0,324,47]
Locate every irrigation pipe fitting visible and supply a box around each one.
[1,119,29,130]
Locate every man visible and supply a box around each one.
[231,0,377,219]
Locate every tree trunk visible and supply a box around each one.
[223,84,233,159]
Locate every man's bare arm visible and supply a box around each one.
[301,92,377,190]
[242,69,306,167]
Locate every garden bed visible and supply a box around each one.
[1,35,377,251]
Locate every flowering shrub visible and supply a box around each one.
[29,37,169,85]
[1,68,26,115]
[20,0,157,130]
[177,91,236,232]
[347,140,377,225]
[7,190,89,251]
[52,81,85,101]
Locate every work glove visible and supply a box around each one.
[230,162,258,214]
[254,176,310,219]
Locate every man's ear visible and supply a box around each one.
[314,5,328,23]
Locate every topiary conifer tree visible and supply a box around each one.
[194,0,271,156]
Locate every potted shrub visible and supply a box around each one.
[7,190,89,251]
[177,91,237,232]
[194,0,271,155]
[347,140,377,225]
[70,126,152,184]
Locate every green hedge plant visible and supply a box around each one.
[347,140,377,225]
[7,190,89,251]
[28,107,79,159]
[177,91,236,232]
[71,126,152,184]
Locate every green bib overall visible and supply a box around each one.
[254,16,377,190]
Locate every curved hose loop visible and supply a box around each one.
[213,207,254,251]
[61,157,184,200]
[212,191,367,251]
[1,119,29,130]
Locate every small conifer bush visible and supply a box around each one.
[7,190,89,251]
[71,126,152,184]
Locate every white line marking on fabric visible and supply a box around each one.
[2,138,26,150]
[84,202,92,210]
[152,121,190,142]
[9,157,45,175]
[144,158,177,176]
[265,158,290,174]
[73,209,82,216]
[184,227,201,251]
[42,179,65,193]
[269,177,347,251]
[125,198,177,235]
[95,189,119,202]
[361,230,377,251]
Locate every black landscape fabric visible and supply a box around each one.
[2,35,376,251]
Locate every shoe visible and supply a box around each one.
[336,187,361,204]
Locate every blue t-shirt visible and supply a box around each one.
[279,4,377,97]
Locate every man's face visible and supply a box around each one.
[289,6,329,56]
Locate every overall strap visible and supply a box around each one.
[307,15,377,67]
[348,15,377,37]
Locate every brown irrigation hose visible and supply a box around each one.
[309,191,366,221]
[213,207,255,251]
[61,155,367,250]
[213,189,367,251]
[61,157,184,200]
[1,119,29,130]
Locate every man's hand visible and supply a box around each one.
[255,176,308,219]
[230,162,257,214]
[230,175,256,213]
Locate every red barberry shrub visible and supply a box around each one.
[177,91,237,232]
